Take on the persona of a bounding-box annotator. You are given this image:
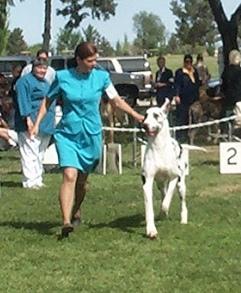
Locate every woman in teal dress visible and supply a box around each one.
[31,42,144,238]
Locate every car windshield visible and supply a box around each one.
[117,58,150,72]
[0,60,27,75]
[50,59,65,70]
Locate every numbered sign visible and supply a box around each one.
[219,142,241,174]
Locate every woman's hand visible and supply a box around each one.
[26,117,34,132]
[28,124,39,139]
[133,112,145,123]
[174,96,181,105]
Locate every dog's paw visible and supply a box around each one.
[147,232,158,239]
[161,204,169,216]
[146,227,158,239]
[181,210,188,224]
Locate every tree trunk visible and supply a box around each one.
[208,0,241,66]
[42,0,51,52]
[0,0,8,54]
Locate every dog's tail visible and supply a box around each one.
[181,144,207,152]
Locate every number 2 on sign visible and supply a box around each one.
[227,147,237,165]
[220,142,241,174]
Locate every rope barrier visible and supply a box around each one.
[102,115,237,133]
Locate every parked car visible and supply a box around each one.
[49,55,145,106]
[0,55,32,82]
[116,56,153,99]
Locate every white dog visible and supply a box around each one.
[142,100,205,239]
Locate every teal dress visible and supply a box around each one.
[47,67,112,172]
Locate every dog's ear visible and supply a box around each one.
[161,98,170,114]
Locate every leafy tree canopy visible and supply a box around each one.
[57,0,117,30]
[170,0,218,53]
[56,28,83,54]
[6,27,27,55]
[133,11,166,52]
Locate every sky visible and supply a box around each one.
[8,0,240,48]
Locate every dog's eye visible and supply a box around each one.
[153,113,159,120]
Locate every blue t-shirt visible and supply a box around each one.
[47,67,111,135]
[15,73,55,134]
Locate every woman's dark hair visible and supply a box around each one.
[74,42,98,60]
[157,56,165,63]
[36,49,49,58]
[196,53,203,62]
[184,54,193,62]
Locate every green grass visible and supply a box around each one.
[0,147,241,292]
[148,54,219,79]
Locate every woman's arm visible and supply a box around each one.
[109,96,144,123]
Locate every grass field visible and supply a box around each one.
[148,54,219,79]
[0,146,241,292]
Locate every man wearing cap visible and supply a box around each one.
[15,59,56,189]
[174,54,200,143]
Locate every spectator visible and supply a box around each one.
[174,54,200,143]
[0,98,18,149]
[21,49,56,85]
[194,53,211,87]
[9,64,22,99]
[15,59,56,189]
[0,73,9,99]
[0,68,20,149]
[221,49,241,128]
[9,64,23,126]
[154,56,174,106]
[30,42,144,238]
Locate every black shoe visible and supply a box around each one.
[61,223,74,238]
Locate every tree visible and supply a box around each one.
[27,43,43,56]
[0,1,24,54]
[56,28,83,54]
[57,0,117,30]
[98,36,114,56]
[166,33,181,54]
[207,0,241,66]
[133,11,166,52]
[6,28,27,55]
[170,0,218,54]
[122,34,132,56]
[82,24,100,43]
[42,0,52,52]
[0,1,8,54]
[115,40,122,56]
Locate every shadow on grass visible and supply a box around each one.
[0,220,60,235]
[44,165,61,173]
[199,160,219,166]
[0,181,22,188]
[88,213,145,235]
[0,154,19,161]
[3,171,21,175]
